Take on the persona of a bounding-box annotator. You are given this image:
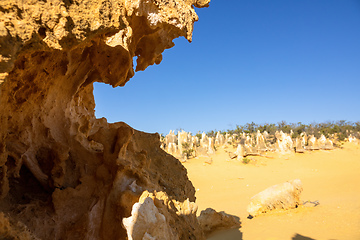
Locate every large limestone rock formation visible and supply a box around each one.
[164,130,178,156]
[348,134,359,144]
[247,179,303,217]
[0,0,210,239]
[274,131,293,153]
[308,135,318,150]
[256,130,267,151]
[215,131,225,146]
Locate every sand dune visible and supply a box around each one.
[183,142,360,240]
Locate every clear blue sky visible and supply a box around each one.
[94,0,360,135]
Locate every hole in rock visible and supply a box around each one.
[133,56,138,70]
[93,80,164,134]
[5,155,17,171]
[36,147,56,177]
[93,52,193,135]
[8,166,50,205]
[93,56,139,127]
[38,27,46,39]
[93,72,158,133]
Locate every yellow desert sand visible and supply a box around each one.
[183,142,360,240]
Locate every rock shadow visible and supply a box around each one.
[292,233,316,240]
[207,228,243,240]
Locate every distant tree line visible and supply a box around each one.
[205,121,360,141]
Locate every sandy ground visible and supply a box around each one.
[182,142,360,240]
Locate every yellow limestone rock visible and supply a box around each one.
[0,0,210,239]
[247,179,303,217]
[198,208,241,237]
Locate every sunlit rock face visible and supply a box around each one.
[123,190,202,240]
[247,179,303,217]
[274,131,293,153]
[0,0,209,239]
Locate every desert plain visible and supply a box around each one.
[183,142,360,240]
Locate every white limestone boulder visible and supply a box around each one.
[247,179,303,217]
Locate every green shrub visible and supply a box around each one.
[242,157,250,164]
[182,142,194,158]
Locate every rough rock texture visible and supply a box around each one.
[247,179,303,217]
[123,190,202,240]
[0,212,38,240]
[197,208,241,237]
[123,197,175,240]
[0,0,209,239]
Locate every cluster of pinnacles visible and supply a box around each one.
[161,130,358,160]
